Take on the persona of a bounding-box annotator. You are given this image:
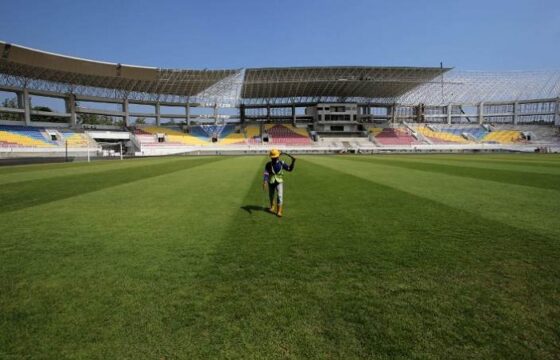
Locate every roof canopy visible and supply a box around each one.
[0,41,450,101]
[242,66,448,99]
[0,42,237,96]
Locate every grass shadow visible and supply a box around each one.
[240,205,268,214]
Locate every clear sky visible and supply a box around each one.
[1,0,559,71]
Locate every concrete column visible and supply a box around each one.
[22,88,31,125]
[67,94,77,127]
[478,102,484,125]
[239,104,245,124]
[213,103,218,125]
[185,97,190,127]
[391,104,397,124]
[447,104,452,125]
[16,92,25,123]
[155,102,161,126]
[266,104,271,122]
[122,98,129,127]
[513,101,518,125]
[292,103,296,126]
[555,97,560,126]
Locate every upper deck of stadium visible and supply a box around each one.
[2,41,559,106]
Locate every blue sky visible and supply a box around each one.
[1,0,559,71]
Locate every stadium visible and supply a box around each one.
[1,41,560,159]
[1,4,560,358]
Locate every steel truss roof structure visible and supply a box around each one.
[1,41,559,106]
[0,42,240,103]
[241,66,449,100]
[398,70,560,105]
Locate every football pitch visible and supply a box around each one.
[1,154,559,359]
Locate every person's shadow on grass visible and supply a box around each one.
[241,205,268,214]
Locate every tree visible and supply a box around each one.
[31,105,67,123]
[77,113,115,126]
[135,117,146,125]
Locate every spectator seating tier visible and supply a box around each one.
[481,130,523,144]
[374,128,422,146]
[137,126,208,146]
[416,126,471,144]
[0,125,56,147]
[264,124,312,145]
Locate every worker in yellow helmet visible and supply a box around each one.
[262,149,296,217]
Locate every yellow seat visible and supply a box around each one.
[482,130,521,144]
[416,127,470,143]
[138,126,209,146]
[0,131,54,147]
[244,125,261,139]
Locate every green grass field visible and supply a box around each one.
[1,154,560,359]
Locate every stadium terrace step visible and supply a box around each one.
[373,128,422,146]
[135,126,208,146]
[481,130,523,144]
[0,125,57,147]
[415,126,471,144]
[264,124,312,145]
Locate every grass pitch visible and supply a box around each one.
[1,154,559,359]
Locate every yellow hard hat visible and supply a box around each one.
[269,149,281,158]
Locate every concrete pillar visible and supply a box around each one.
[185,97,190,127]
[67,94,77,127]
[16,92,25,123]
[122,98,129,127]
[391,104,397,124]
[213,103,218,125]
[239,104,245,124]
[554,98,560,126]
[513,101,518,125]
[292,103,296,126]
[155,102,161,126]
[447,104,452,125]
[22,88,31,125]
[478,102,484,125]
[266,103,271,123]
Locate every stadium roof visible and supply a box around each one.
[241,66,449,99]
[0,41,448,101]
[0,41,238,96]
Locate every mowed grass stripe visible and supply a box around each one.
[372,154,560,175]
[306,156,560,240]
[374,154,560,170]
[0,157,260,359]
[172,158,559,359]
[424,153,560,164]
[0,157,223,214]
[0,157,194,185]
[345,155,560,191]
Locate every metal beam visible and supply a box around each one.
[0,106,23,113]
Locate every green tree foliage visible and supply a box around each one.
[77,113,116,125]
[75,101,124,127]
[31,106,68,123]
